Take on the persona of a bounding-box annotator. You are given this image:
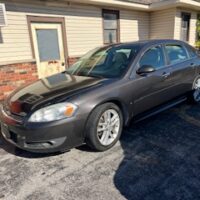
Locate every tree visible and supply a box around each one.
[196,14,200,49]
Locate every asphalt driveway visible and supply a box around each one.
[0,103,200,200]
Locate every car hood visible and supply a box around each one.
[5,73,107,116]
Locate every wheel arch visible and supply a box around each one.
[83,98,131,142]
[104,99,130,126]
[86,98,130,128]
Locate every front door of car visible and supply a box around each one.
[132,45,175,116]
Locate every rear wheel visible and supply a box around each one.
[189,76,200,103]
[85,103,123,151]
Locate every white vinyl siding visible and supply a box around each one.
[0,12,32,62]
[189,12,197,45]
[120,10,149,42]
[0,1,198,64]
[65,5,103,56]
[0,2,103,63]
[150,8,176,40]
[0,1,150,64]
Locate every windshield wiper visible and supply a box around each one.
[62,70,70,74]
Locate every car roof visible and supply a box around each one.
[108,39,185,48]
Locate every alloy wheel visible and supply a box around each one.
[193,77,200,102]
[97,109,120,146]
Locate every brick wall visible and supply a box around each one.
[0,57,80,101]
[0,62,38,101]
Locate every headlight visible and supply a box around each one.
[28,102,78,122]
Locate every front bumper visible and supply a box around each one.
[0,104,86,153]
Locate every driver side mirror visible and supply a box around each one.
[137,65,156,75]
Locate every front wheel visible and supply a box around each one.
[85,103,123,152]
[189,76,200,103]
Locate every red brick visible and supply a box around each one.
[0,61,38,101]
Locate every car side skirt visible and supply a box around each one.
[133,96,187,124]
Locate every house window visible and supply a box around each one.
[102,9,120,44]
[181,12,191,42]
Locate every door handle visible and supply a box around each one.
[162,72,171,78]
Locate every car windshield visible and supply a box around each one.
[66,44,141,78]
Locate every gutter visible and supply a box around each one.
[4,0,200,11]
[67,0,149,11]
[70,0,200,11]
[149,0,200,11]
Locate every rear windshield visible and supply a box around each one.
[66,44,141,78]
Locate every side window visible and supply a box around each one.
[186,45,197,58]
[139,46,165,70]
[165,44,188,64]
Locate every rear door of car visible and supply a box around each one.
[132,44,175,115]
[163,42,196,97]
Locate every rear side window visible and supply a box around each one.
[186,45,197,58]
[165,44,188,64]
[139,46,165,70]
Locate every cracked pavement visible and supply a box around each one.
[0,103,200,200]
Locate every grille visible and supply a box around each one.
[10,132,18,143]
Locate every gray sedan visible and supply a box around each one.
[0,39,200,153]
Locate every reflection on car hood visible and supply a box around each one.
[6,73,106,116]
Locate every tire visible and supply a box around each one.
[188,75,200,104]
[85,103,123,152]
